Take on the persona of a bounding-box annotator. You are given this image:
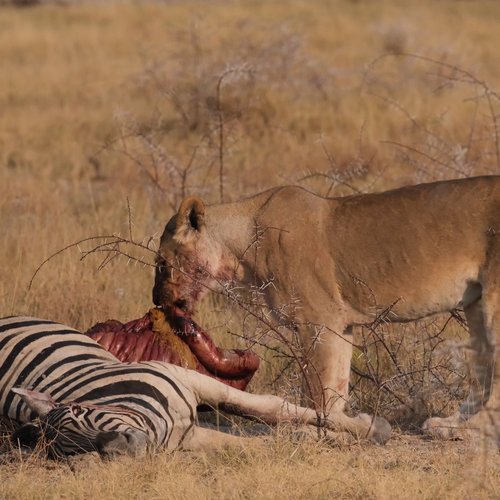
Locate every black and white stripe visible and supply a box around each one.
[1,316,371,456]
[0,316,197,456]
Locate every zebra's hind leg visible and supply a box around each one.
[180,366,390,444]
[182,426,261,452]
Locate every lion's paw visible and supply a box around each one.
[422,415,468,440]
[423,411,500,449]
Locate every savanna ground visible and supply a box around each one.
[1,0,500,498]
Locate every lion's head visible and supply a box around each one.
[152,196,236,314]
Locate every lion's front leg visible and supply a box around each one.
[297,322,391,444]
[298,323,353,414]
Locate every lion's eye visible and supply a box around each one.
[156,258,166,273]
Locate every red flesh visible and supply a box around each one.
[169,310,260,377]
[85,310,259,391]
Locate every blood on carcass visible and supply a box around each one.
[85,307,260,391]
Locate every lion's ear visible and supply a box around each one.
[175,196,205,242]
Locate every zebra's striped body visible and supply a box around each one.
[0,316,388,457]
[1,316,198,454]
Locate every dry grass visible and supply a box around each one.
[2,0,500,498]
[1,432,500,500]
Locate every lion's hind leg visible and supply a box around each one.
[423,297,500,447]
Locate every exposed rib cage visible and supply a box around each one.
[0,316,198,454]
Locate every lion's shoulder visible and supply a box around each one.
[252,185,328,210]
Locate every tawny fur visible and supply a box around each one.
[153,176,500,446]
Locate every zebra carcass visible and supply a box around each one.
[0,316,386,458]
[84,307,260,391]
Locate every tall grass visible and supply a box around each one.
[1,1,500,497]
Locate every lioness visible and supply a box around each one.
[153,176,500,445]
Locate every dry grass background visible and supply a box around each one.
[1,0,500,498]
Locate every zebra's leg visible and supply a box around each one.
[182,426,261,451]
[180,368,390,443]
